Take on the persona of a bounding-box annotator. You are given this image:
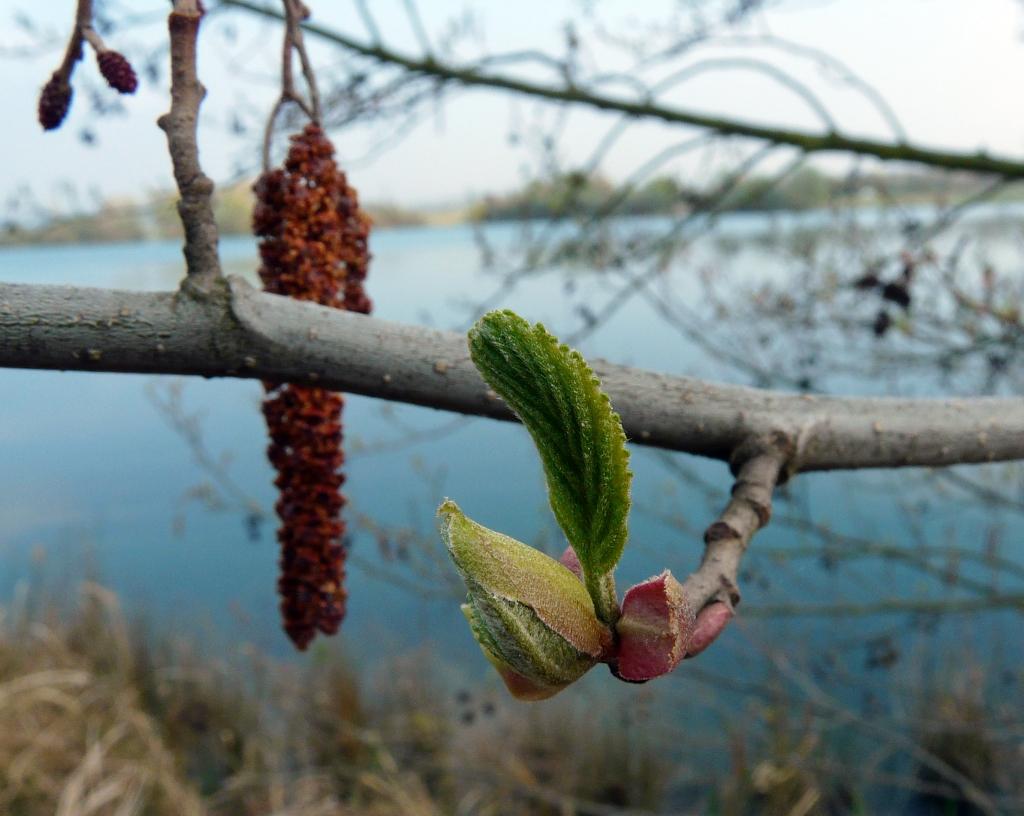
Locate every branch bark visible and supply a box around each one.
[56,0,90,78]
[687,444,785,599]
[222,0,1024,179]
[2,278,1023,474]
[679,443,787,655]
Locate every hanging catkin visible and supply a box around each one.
[253,124,371,650]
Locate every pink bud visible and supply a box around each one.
[559,546,583,580]
[685,601,733,658]
[613,570,695,682]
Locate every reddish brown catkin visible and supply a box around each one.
[38,73,74,131]
[97,51,138,95]
[37,7,139,132]
[253,124,372,650]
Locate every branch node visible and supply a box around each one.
[718,577,741,608]
[729,430,794,477]
[703,521,739,544]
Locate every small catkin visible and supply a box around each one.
[97,51,138,94]
[38,73,73,131]
[253,124,372,650]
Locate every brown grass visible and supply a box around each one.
[2,581,1021,816]
[0,582,675,815]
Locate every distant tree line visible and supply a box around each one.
[471,167,1007,222]
[5,163,1009,247]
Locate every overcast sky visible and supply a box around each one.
[2,0,1024,214]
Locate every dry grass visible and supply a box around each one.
[0,582,674,816]
[1,581,1021,816]
[0,583,205,816]
[912,666,1024,815]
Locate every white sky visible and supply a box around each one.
[2,0,1024,212]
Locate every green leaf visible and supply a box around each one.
[467,310,632,578]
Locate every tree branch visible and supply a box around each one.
[157,1,222,287]
[678,443,787,655]
[2,279,1024,474]
[221,0,1024,179]
[56,0,91,78]
[5,277,1022,661]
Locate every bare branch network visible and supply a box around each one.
[9,1,1024,650]
[224,0,1024,180]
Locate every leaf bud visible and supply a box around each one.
[439,500,612,700]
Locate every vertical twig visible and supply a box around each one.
[288,1,322,122]
[76,0,106,54]
[157,0,222,288]
[353,0,382,44]
[681,435,790,656]
[38,0,93,130]
[401,0,433,57]
[261,0,321,170]
[56,0,91,77]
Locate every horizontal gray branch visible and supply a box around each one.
[1,278,1023,472]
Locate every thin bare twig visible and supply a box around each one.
[49,0,103,87]
[677,437,790,656]
[287,0,322,121]
[223,0,1024,179]
[401,0,433,57]
[683,441,789,607]
[57,0,89,77]
[353,0,381,45]
[261,0,321,169]
[157,1,222,287]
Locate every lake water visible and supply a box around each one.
[0,212,1021,797]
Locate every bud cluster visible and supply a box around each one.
[443,501,708,700]
[442,310,731,700]
[36,12,138,133]
[254,124,372,649]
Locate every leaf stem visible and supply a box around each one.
[586,570,620,625]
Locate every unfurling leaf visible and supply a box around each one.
[439,500,612,700]
[468,311,632,584]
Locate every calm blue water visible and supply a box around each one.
[0,214,1020,728]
